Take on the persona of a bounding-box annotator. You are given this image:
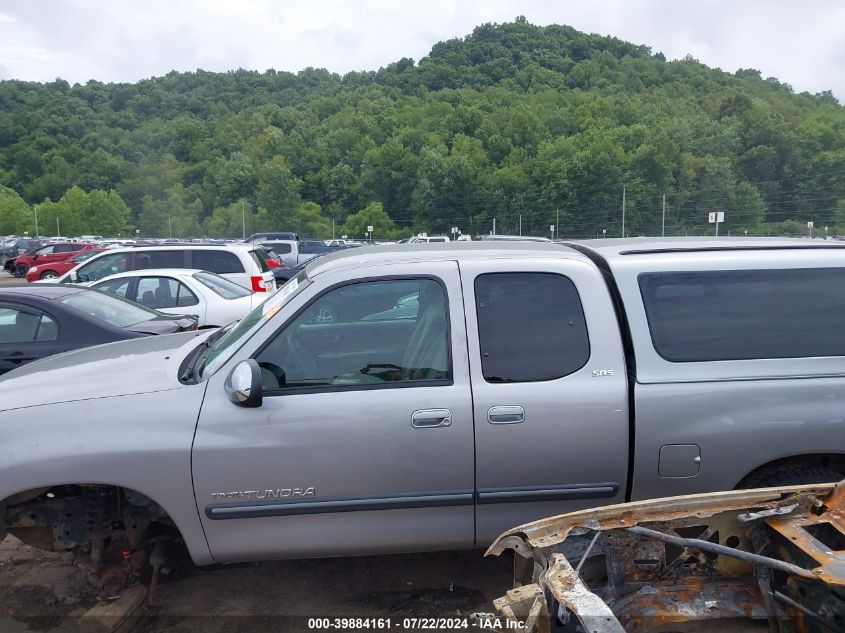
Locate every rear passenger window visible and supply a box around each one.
[639,268,845,362]
[0,307,58,343]
[475,273,590,383]
[192,250,244,274]
[136,250,185,269]
[137,277,199,309]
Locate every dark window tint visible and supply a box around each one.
[249,249,270,272]
[640,268,845,362]
[136,250,184,269]
[265,242,292,254]
[192,250,244,274]
[54,244,83,253]
[475,273,590,382]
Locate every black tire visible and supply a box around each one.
[738,463,841,489]
[13,263,27,277]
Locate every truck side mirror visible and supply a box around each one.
[225,359,263,408]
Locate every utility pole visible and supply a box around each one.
[493,217,496,235]
[555,209,559,239]
[519,214,522,236]
[34,204,39,237]
[168,215,172,239]
[241,200,246,240]
[56,217,60,237]
[332,218,335,240]
[662,194,666,237]
[621,185,626,238]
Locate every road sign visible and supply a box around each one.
[708,212,725,223]
[807,221,814,229]
[367,225,374,233]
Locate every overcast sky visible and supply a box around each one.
[0,0,843,101]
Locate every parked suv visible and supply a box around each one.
[50,245,277,293]
[1,238,46,271]
[12,242,96,278]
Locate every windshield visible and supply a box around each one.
[199,271,309,378]
[59,289,159,328]
[192,271,251,299]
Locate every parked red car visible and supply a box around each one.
[12,242,96,278]
[26,248,106,282]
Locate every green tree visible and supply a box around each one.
[0,186,31,234]
[257,156,302,228]
[341,202,396,240]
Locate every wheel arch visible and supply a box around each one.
[1,482,212,564]
[735,453,845,489]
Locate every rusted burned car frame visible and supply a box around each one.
[486,481,845,632]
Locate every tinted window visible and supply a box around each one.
[35,245,56,255]
[136,250,184,269]
[249,249,270,273]
[475,273,589,382]
[639,268,845,362]
[54,244,83,253]
[265,242,292,254]
[0,307,57,343]
[192,250,244,274]
[255,279,449,390]
[136,277,199,308]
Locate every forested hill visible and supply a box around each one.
[1,18,844,239]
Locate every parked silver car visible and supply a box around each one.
[1,238,843,579]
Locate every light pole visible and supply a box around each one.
[621,185,626,238]
[34,204,39,237]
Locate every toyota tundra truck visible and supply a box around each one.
[1,238,843,576]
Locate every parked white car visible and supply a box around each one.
[89,269,268,327]
[47,244,276,294]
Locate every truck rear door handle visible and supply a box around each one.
[488,406,525,424]
[411,409,452,428]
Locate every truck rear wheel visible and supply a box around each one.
[738,464,841,489]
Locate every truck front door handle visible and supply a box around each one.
[488,405,525,424]
[411,409,452,428]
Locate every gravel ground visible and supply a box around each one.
[0,536,513,632]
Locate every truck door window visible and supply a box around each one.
[255,278,450,391]
[475,273,590,383]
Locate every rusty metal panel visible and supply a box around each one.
[488,480,845,632]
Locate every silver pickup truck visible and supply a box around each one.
[1,238,843,573]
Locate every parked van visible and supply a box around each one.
[49,245,276,293]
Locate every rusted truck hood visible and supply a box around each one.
[486,481,845,633]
